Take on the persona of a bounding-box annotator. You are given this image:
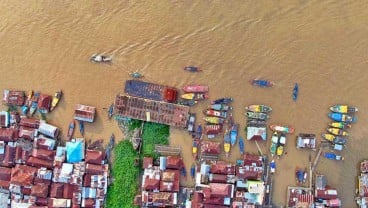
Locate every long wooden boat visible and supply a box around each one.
[322,133,347,145]
[108,103,114,119]
[328,122,351,129]
[245,112,269,120]
[192,139,200,159]
[276,134,286,158]
[190,164,196,178]
[203,116,225,124]
[270,124,295,134]
[328,112,357,123]
[327,128,348,136]
[250,79,273,87]
[330,104,358,114]
[211,97,233,104]
[230,124,238,146]
[78,120,85,136]
[66,120,75,141]
[50,89,62,112]
[178,99,197,106]
[292,83,299,101]
[224,130,231,157]
[324,152,344,161]
[181,93,209,101]
[203,109,227,118]
[239,137,245,155]
[270,132,278,157]
[29,92,40,116]
[182,85,209,93]
[184,66,201,72]
[209,104,232,111]
[245,104,272,113]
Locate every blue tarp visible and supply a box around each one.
[66,139,84,163]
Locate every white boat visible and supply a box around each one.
[90,54,112,63]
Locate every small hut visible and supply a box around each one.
[74,104,96,123]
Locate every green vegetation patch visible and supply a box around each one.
[141,122,169,159]
[106,140,139,208]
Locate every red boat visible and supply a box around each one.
[204,124,223,135]
[182,85,209,93]
[203,109,227,118]
[66,120,75,141]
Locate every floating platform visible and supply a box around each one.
[114,95,189,128]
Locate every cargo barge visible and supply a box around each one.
[124,80,178,103]
[114,95,189,128]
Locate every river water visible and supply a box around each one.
[1,1,368,207]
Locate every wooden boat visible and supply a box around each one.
[25,90,33,107]
[184,66,201,72]
[328,112,357,123]
[322,133,347,145]
[247,119,266,127]
[270,132,278,157]
[90,54,112,63]
[108,103,114,119]
[211,97,233,104]
[270,160,276,174]
[276,145,284,157]
[324,152,344,161]
[327,128,348,136]
[181,93,208,101]
[292,83,299,101]
[177,99,197,106]
[29,92,40,116]
[224,131,231,157]
[209,104,232,111]
[296,168,307,185]
[130,72,143,79]
[230,124,238,146]
[182,85,209,93]
[270,124,295,134]
[181,166,187,178]
[190,164,196,178]
[192,139,200,159]
[296,133,316,150]
[330,104,358,114]
[66,120,75,141]
[245,105,272,113]
[204,124,222,135]
[239,137,245,155]
[328,122,351,129]
[78,120,85,136]
[192,124,203,140]
[203,117,225,124]
[250,79,274,87]
[187,114,196,132]
[276,134,286,158]
[246,112,269,120]
[50,90,62,112]
[203,109,227,118]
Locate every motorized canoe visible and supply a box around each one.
[78,120,85,136]
[192,139,200,159]
[182,85,209,93]
[203,116,225,124]
[296,168,307,185]
[177,99,197,106]
[330,104,358,114]
[190,164,196,178]
[181,93,208,101]
[184,66,201,72]
[245,112,269,120]
[292,83,299,101]
[322,133,347,145]
[270,132,278,157]
[270,124,295,134]
[203,109,227,118]
[108,103,114,119]
[50,90,62,112]
[29,92,40,116]
[326,128,349,137]
[328,112,357,123]
[209,103,232,111]
[324,152,344,161]
[66,120,75,141]
[328,122,351,129]
[239,137,245,155]
[250,79,274,87]
[245,104,272,113]
[270,160,276,174]
[211,97,233,104]
[230,124,238,146]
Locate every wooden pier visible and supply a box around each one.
[154,145,181,156]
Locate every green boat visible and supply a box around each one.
[245,104,272,113]
[245,112,269,120]
[270,132,278,157]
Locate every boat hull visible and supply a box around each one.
[328,112,357,123]
[330,105,358,113]
[181,93,209,101]
[182,85,209,93]
[246,112,269,120]
[245,105,272,113]
[270,125,294,134]
[250,79,273,87]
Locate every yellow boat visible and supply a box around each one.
[50,90,63,112]
[224,142,231,157]
[322,133,335,142]
[276,145,284,157]
[203,116,225,124]
[329,122,351,129]
[25,90,33,106]
[181,93,208,101]
[327,128,349,136]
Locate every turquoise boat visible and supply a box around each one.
[239,137,245,155]
[230,124,238,146]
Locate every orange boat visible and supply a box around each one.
[269,124,295,134]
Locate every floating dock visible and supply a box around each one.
[114,95,190,128]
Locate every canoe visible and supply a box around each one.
[330,104,358,114]
[203,109,227,118]
[328,122,351,129]
[270,124,295,134]
[211,97,233,104]
[324,152,344,161]
[21,106,28,115]
[292,83,299,101]
[276,134,286,157]
[78,120,85,136]
[190,164,196,178]
[322,133,335,142]
[245,105,272,113]
[203,116,224,124]
[50,90,62,112]
[182,85,209,93]
[192,139,200,159]
[193,124,203,140]
[322,133,347,145]
[209,104,232,111]
[29,92,40,116]
[177,99,197,106]
[204,124,223,135]
[250,79,274,87]
[326,128,349,136]
[66,120,75,141]
[296,168,307,185]
[270,160,276,174]
[239,137,245,155]
[108,103,114,119]
[181,93,208,101]
[246,112,269,120]
[328,112,357,123]
[224,130,231,157]
[276,145,284,157]
[25,90,33,107]
[181,166,187,177]
[184,66,201,72]
[230,124,238,146]
[270,132,278,157]
[187,114,196,132]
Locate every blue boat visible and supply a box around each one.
[238,137,245,155]
[324,152,344,160]
[184,66,201,72]
[250,79,274,87]
[296,168,307,185]
[190,164,195,178]
[328,112,357,123]
[270,160,276,174]
[230,124,238,146]
[21,106,28,115]
[78,120,85,136]
[181,166,187,177]
[292,83,299,101]
[108,103,114,119]
[212,97,233,104]
[193,124,202,140]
